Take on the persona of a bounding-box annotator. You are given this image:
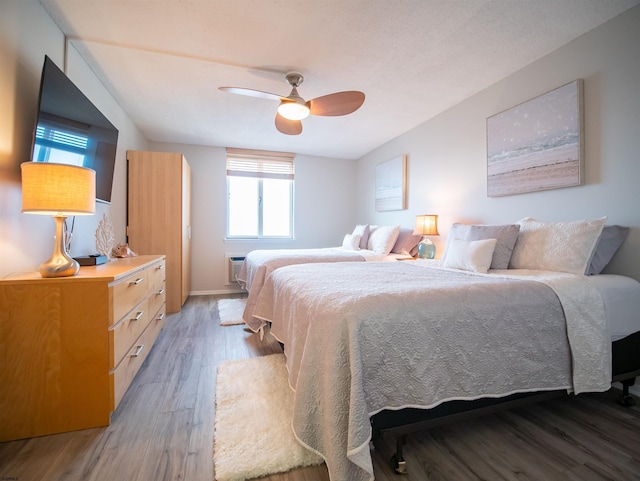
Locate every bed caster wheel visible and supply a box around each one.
[391,454,407,475]
[621,395,636,407]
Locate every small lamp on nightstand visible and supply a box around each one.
[21,162,96,278]
[413,214,439,259]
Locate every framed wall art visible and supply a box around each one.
[375,154,407,211]
[486,79,584,197]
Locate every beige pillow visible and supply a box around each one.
[509,217,606,274]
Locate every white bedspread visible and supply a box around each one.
[238,247,389,331]
[252,261,610,481]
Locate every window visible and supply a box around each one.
[33,116,89,166]
[226,148,294,239]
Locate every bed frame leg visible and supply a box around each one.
[621,378,636,407]
[391,434,407,474]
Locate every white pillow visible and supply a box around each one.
[352,224,370,250]
[443,238,497,273]
[509,217,607,274]
[342,234,361,251]
[367,225,401,255]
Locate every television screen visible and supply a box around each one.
[31,56,119,204]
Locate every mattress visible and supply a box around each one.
[586,274,640,341]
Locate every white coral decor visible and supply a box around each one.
[95,213,116,257]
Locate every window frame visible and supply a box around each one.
[225,148,295,240]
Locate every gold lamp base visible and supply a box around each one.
[39,216,80,278]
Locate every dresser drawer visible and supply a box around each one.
[148,284,166,321]
[110,298,151,369]
[150,261,166,292]
[112,267,152,324]
[111,313,165,409]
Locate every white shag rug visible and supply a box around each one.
[213,354,323,481]
[218,298,247,326]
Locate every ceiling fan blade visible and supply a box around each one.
[275,113,302,135]
[308,91,365,116]
[219,86,284,102]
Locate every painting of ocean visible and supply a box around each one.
[487,80,583,197]
[375,155,406,211]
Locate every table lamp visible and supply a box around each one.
[413,214,439,259]
[21,162,96,278]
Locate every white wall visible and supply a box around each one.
[0,0,358,289]
[148,142,358,294]
[0,0,149,278]
[3,1,637,289]
[356,6,640,281]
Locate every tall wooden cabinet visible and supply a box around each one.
[127,151,192,313]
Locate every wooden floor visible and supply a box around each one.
[1,294,640,481]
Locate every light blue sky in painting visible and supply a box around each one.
[487,81,580,164]
[376,155,404,193]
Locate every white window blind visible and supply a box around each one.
[226,148,294,180]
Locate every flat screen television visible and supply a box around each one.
[31,55,119,204]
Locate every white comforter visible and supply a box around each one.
[252,261,610,481]
[237,247,392,330]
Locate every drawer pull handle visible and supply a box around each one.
[131,311,144,321]
[132,344,145,357]
[156,313,165,321]
[157,265,165,270]
[131,277,144,285]
[157,289,165,295]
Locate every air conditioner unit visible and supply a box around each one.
[225,255,246,285]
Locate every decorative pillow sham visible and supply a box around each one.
[443,238,497,274]
[352,224,370,250]
[509,217,607,274]
[367,225,401,255]
[391,228,423,256]
[342,233,361,251]
[586,225,629,275]
[444,223,520,269]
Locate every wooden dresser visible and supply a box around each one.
[0,255,166,442]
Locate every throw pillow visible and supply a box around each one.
[391,228,423,256]
[342,233,361,251]
[444,223,520,269]
[586,225,629,275]
[443,238,498,274]
[352,224,370,250]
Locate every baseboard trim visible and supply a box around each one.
[190,289,245,296]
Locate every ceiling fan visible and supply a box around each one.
[219,72,365,135]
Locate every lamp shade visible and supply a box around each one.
[413,214,439,236]
[21,162,96,216]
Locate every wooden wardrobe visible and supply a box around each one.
[126,150,192,313]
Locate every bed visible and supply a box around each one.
[238,225,420,330]
[249,218,639,481]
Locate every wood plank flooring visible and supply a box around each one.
[1,294,639,481]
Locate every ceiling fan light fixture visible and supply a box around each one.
[277,100,310,120]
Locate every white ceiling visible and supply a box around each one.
[38,0,639,160]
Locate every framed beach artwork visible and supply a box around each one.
[486,79,584,197]
[375,155,407,211]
